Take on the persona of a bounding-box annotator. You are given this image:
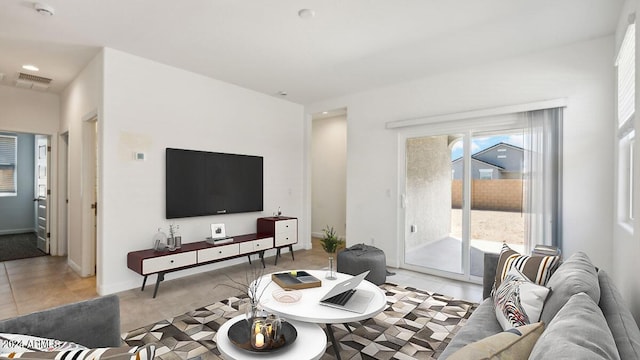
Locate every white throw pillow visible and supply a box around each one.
[494,267,550,330]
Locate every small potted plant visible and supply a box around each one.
[320,226,345,280]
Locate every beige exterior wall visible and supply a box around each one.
[405,136,452,249]
[452,179,523,212]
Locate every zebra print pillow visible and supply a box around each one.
[494,267,550,330]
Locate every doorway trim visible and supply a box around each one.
[80,111,98,277]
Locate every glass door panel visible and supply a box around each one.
[404,134,465,275]
[468,131,526,277]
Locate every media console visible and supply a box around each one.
[127,217,298,298]
[127,234,272,298]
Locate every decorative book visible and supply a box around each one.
[271,271,322,290]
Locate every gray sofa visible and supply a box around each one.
[439,252,640,359]
[0,295,121,348]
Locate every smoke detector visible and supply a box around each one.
[33,2,55,16]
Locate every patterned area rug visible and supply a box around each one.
[122,283,477,360]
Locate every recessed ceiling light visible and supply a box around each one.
[33,2,55,16]
[22,64,39,71]
[322,111,328,115]
[278,91,287,96]
[298,9,315,19]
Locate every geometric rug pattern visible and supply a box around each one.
[122,283,478,360]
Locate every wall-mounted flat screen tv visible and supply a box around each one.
[166,148,263,219]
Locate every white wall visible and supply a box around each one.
[311,115,347,238]
[613,0,640,321]
[0,85,60,248]
[60,51,104,274]
[307,36,615,274]
[0,85,60,135]
[99,48,305,294]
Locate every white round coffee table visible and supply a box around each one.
[258,270,387,323]
[216,315,326,360]
[257,270,387,360]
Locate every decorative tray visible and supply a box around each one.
[271,271,322,290]
[228,318,297,353]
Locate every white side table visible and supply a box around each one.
[216,315,326,360]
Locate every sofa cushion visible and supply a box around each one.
[446,322,544,360]
[494,268,549,330]
[0,344,156,360]
[437,298,503,359]
[529,292,620,360]
[0,295,121,348]
[539,251,599,325]
[598,269,640,360]
[493,244,559,293]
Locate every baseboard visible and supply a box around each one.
[0,229,36,236]
[67,258,82,274]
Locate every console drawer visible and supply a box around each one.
[142,252,196,274]
[240,237,273,254]
[198,244,240,263]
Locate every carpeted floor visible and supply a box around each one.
[0,233,47,262]
[122,283,478,360]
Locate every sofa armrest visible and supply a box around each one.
[483,252,499,299]
[0,295,121,348]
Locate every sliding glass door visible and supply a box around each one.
[400,110,560,282]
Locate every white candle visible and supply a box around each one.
[255,333,264,347]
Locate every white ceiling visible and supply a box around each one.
[0,0,624,104]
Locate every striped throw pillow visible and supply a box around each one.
[0,344,155,360]
[493,243,559,294]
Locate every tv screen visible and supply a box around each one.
[165,148,263,219]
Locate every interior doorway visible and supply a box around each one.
[0,131,50,262]
[311,108,347,244]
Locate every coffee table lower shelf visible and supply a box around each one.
[216,315,326,360]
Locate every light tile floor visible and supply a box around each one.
[0,239,483,332]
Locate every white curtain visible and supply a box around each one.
[521,108,562,252]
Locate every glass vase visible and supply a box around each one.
[244,299,263,322]
[325,256,337,280]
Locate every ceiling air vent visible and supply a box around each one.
[18,72,52,84]
[15,72,52,90]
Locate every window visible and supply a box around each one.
[0,135,17,196]
[479,169,493,179]
[616,22,635,228]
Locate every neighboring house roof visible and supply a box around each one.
[471,142,524,158]
[452,142,523,169]
[451,157,504,170]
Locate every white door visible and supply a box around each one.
[35,135,50,254]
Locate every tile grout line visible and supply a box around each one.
[2,262,19,315]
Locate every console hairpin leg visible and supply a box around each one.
[289,244,294,261]
[247,255,252,265]
[274,248,281,265]
[259,251,266,268]
[152,272,165,298]
[140,275,148,292]
[325,324,342,360]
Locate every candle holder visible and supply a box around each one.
[251,318,269,350]
[228,313,297,353]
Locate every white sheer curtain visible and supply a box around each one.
[521,108,562,252]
